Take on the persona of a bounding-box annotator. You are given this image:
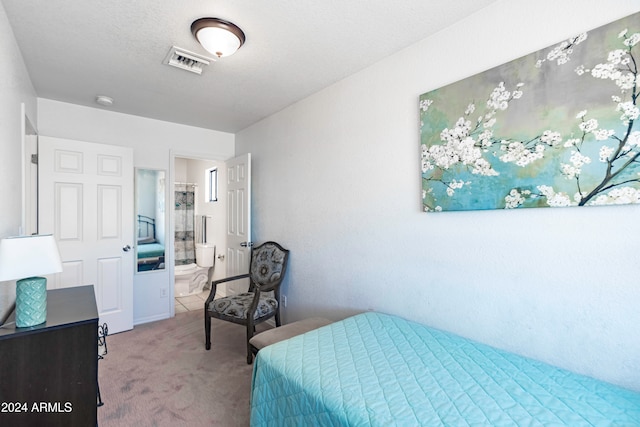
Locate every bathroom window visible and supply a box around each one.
[206,167,218,202]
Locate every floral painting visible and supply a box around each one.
[420,12,640,212]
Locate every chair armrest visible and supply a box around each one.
[212,273,250,286]
[205,273,251,305]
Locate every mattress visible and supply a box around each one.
[137,243,164,259]
[250,312,640,426]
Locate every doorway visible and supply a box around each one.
[172,155,227,313]
[21,106,37,236]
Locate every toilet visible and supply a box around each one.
[174,243,216,297]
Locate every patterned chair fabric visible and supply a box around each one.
[209,293,278,320]
[250,242,287,286]
[204,241,290,364]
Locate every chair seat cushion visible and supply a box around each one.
[209,292,278,320]
[249,317,333,351]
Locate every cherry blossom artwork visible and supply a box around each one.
[420,12,639,212]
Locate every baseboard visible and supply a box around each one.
[134,313,170,326]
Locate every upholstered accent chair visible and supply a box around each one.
[204,241,289,364]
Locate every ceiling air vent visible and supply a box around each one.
[163,46,214,75]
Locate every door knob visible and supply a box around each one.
[240,241,253,247]
[123,245,131,252]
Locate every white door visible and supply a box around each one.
[22,115,38,236]
[226,153,251,294]
[38,136,134,333]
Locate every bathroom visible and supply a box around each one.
[173,156,227,312]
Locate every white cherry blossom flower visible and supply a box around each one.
[592,129,615,141]
[617,101,640,123]
[589,187,640,205]
[472,158,499,176]
[464,103,476,115]
[484,118,496,128]
[599,146,615,162]
[608,49,626,64]
[537,185,574,207]
[570,151,591,168]
[499,141,545,167]
[540,130,562,145]
[627,131,640,146]
[623,32,640,47]
[504,189,526,209]
[616,73,636,90]
[420,99,433,112]
[579,118,598,133]
[543,33,588,66]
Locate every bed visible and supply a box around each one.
[136,215,164,271]
[250,312,640,426]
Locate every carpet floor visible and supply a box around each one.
[97,310,266,426]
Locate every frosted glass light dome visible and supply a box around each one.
[192,18,246,58]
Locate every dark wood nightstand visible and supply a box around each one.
[0,285,98,426]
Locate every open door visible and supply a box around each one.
[38,136,134,333]
[21,107,38,236]
[225,153,251,295]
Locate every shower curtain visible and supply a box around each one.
[174,184,196,265]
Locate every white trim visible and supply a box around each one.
[134,312,171,326]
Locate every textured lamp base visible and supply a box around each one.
[16,277,47,327]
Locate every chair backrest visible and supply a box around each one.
[249,241,289,292]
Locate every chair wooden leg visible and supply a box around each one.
[275,310,282,327]
[246,323,254,364]
[205,314,211,350]
[97,382,103,407]
[246,347,253,364]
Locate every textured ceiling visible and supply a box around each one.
[2,0,499,133]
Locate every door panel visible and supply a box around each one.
[226,153,251,295]
[39,136,134,333]
[98,257,121,312]
[98,185,121,238]
[58,261,83,287]
[56,183,83,239]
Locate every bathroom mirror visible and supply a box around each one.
[135,169,166,273]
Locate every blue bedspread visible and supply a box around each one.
[250,312,640,426]
[137,243,164,259]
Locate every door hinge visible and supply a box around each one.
[31,154,38,164]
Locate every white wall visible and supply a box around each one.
[237,0,640,390]
[0,3,37,237]
[0,2,37,319]
[38,99,235,324]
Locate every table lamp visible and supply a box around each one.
[0,235,63,327]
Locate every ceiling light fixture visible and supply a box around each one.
[191,17,245,58]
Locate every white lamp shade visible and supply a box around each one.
[0,235,63,281]
[196,26,242,57]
